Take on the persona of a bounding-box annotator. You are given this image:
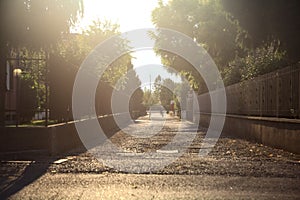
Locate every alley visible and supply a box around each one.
[1,114,299,199]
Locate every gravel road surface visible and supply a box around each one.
[0,115,299,199]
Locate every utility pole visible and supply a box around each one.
[149,74,151,93]
[149,74,151,119]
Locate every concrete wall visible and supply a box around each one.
[0,114,128,155]
[195,65,300,154]
[198,113,300,154]
[0,127,50,153]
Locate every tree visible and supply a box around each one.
[56,19,132,87]
[55,18,147,119]
[153,75,162,103]
[152,0,293,90]
[122,65,146,118]
[224,40,287,85]
[142,89,153,108]
[222,0,300,62]
[18,49,48,113]
[160,78,176,110]
[152,76,178,110]
[0,0,84,125]
[174,79,190,111]
[0,0,84,49]
[152,0,248,91]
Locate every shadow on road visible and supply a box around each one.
[0,154,56,199]
[0,115,129,198]
[0,115,180,198]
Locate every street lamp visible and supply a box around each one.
[13,68,22,127]
[13,68,22,77]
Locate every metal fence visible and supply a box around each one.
[198,64,300,118]
[49,55,113,122]
[4,55,48,126]
[49,55,145,123]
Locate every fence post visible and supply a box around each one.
[299,67,300,118]
[186,89,194,121]
[276,72,279,118]
[49,127,57,156]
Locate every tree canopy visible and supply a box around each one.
[56,19,132,87]
[222,0,300,62]
[0,0,84,50]
[152,0,248,91]
[0,0,84,125]
[152,0,292,91]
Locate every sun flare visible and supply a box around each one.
[76,0,160,32]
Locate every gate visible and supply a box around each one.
[4,55,49,126]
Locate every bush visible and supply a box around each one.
[223,40,287,85]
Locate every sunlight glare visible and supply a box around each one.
[75,1,180,87]
[76,0,160,32]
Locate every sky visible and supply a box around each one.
[76,0,160,32]
[75,0,180,88]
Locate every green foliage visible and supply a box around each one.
[56,19,132,87]
[0,0,84,124]
[152,0,291,89]
[56,19,144,116]
[153,75,162,103]
[152,0,247,63]
[224,40,287,85]
[129,87,146,118]
[123,68,145,117]
[241,40,286,80]
[151,0,248,91]
[143,76,176,109]
[148,76,182,110]
[20,78,38,121]
[57,20,121,64]
[16,49,47,110]
[0,0,84,50]
[174,80,190,110]
[160,78,176,110]
[222,0,300,62]
[142,89,156,108]
[142,75,190,112]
